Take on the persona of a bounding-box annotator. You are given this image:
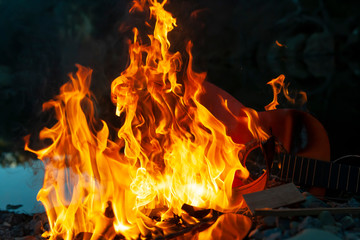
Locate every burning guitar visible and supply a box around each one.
[205,78,360,195]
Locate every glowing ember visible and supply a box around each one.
[275,40,287,48]
[25,0,269,239]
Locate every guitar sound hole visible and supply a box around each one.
[245,147,267,180]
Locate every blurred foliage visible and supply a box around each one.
[0,0,359,161]
[0,150,35,168]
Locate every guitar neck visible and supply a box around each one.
[272,153,360,193]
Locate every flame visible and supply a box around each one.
[265,74,286,111]
[264,74,307,111]
[25,0,265,239]
[275,40,286,48]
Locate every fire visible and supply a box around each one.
[275,40,286,48]
[25,0,267,239]
[265,74,307,111]
[265,74,287,111]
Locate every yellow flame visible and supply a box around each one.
[25,0,266,239]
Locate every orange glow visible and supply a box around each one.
[190,8,209,19]
[25,0,267,239]
[275,40,286,47]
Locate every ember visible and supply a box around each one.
[24,0,270,239]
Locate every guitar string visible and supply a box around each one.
[305,157,309,185]
[298,156,304,184]
[274,153,360,193]
[280,153,285,179]
[328,163,332,189]
[285,154,291,181]
[312,159,317,186]
[292,155,297,183]
[346,166,351,192]
[336,164,341,190]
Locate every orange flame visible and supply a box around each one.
[25,0,266,239]
[265,74,286,111]
[265,74,307,111]
[275,40,287,48]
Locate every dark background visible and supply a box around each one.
[0,0,359,164]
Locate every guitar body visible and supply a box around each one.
[258,110,330,162]
[201,81,331,197]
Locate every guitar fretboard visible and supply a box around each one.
[273,153,360,193]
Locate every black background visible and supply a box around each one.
[0,0,359,163]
